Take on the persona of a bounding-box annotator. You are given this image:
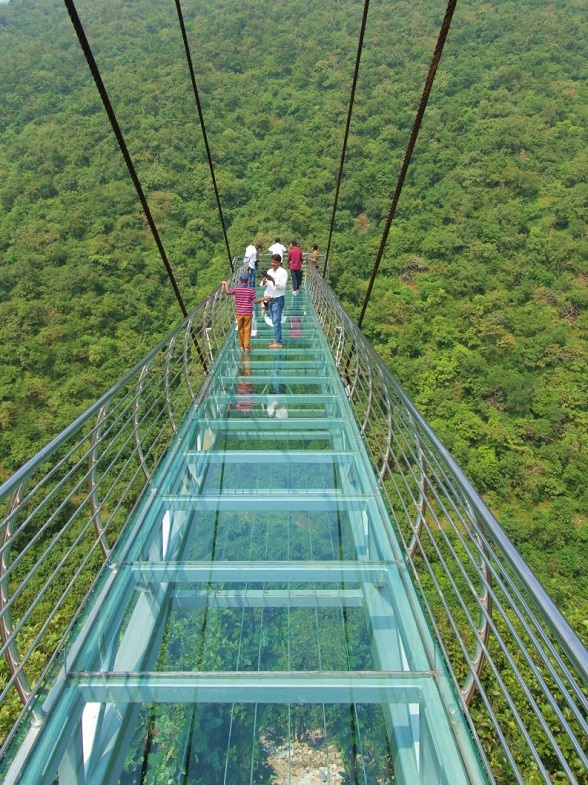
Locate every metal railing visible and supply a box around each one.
[306,265,588,785]
[1,264,587,784]
[0,275,241,758]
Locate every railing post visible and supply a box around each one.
[164,335,178,434]
[0,484,35,708]
[461,504,493,706]
[89,406,111,558]
[182,317,197,402]
[133,364,151,483]
[407,433,427,560]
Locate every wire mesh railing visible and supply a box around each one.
[306,266,588,785]
[0,276,241,758]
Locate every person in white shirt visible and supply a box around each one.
[266,237,287,262]
[244,241,261,287]
[262,255,288,348]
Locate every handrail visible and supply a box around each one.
[308,265,588,683]
[0,276,239,757]
[0,295,207,506]
[306,264,588,784]
[1,267,587,784]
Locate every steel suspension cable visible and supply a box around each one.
[322,0,371,280]
[63,0,189,318]
[174,0,234,273]
[357,0,458,328]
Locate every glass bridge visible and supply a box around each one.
[1,267,587,784]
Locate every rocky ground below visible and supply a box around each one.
[263,732,345,784]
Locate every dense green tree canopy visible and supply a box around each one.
[0,0,586,636]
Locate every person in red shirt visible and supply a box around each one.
[221,273,256,351]
[287,240,303,294]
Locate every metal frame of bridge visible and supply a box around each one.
[1,266,586,784]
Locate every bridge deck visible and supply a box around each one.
[4,290,487,784]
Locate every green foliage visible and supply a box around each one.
[0,0,586,724]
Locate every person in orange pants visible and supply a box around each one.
[221,273,256,351]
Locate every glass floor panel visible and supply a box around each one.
[164,454,363,496]
[10,677,474,785]
[223,403,342,419]
[92,701,396,784]
[118,597,374,672]
[133,503,389,562]
[192,429,345,451]
[1,289,487,785]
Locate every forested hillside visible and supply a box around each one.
[0,0,586,636]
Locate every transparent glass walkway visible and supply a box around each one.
[2,288,486,784]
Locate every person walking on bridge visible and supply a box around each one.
[309,243,320,269]
[261,254,288,348]
[287,239,303,294]
[266,237,286,262]
[221,273,256,352]
[244,240,261,288]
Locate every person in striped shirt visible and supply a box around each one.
[221,273,257,351]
